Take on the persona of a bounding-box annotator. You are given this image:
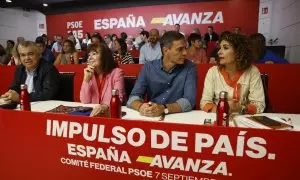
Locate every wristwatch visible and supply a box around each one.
[163,104,169,114]
[240,105,247,115]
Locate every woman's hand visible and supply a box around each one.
[83,65,94,82]
[90,104,109,117]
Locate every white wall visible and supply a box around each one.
[0,7,46,47]
[259,0,300,63]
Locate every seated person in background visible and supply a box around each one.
[0,44,10,65]
[126,35,135,51]
[200,33,265,114]
[137,30,149,50]
[51,35,63,53]
[127,31,197,117]
[54,40,79,65]
[249,33,288,64]
[81,34,103,63]
[139,29,162,64]
[113,38,134,64]
[6,40,15,55]
[80,44,125,117]
[186,33,208,64]
[0,41,60,103]
[68,32,81,51]
[35,36,55,64]
[104,34,114,51]
[112,34,118,41]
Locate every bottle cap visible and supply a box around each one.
[112,89,119,96]
[219,91,228,98]
[21,84,27,89]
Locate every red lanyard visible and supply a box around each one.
[95,74,106,103]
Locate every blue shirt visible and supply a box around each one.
[139,42,162,64]
[43,48,56,64]
[256,50,289,64]
[127,59,197,112]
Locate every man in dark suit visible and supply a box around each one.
[0,41,61,103]
[204,26,219,42]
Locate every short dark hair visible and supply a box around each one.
[217,32,252,71]
[87,43,117,74]
[91,34,103,42]
[35,36,45,46]
[175,23,180,27]
[208,26,214,30]
[160,31,185,49]
[140,31,149,38]
[85,32,91,39]
[104,34,112,41]
[188,33,202,46]
[120,32,128,40]
[7,40,15,46]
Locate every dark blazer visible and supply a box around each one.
[9,59,61,102]
[204,32,219,42]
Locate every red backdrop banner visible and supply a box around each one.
[0,109,299,180]
[46,0,259,39]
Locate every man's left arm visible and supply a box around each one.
[30,66,61,101]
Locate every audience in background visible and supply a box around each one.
[134,27,145,47]
[120,32,128,41]
[1,41,60,103]
[51,35,63,53]
[187,33,208,64]
[0,44,10,65]
[112,34,118,41]
[6,40,15,55]
[127,31,197,117]
[104,34,114,51]
[201,33,265,114]
[35,36,55,64]
[113,38,134,64]
[68,32,81,51]
[191,28,201,35]
[54,40,79,65]
[204,26,219,43]
[174,23,185,37]
[139,29,162,64]
[233,26,242,34]
[82,32,92,50]
[249,33,288,64]
[137,30,149,50]
[126,35,135,51]
[80,43,125,117]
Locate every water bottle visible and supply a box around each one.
[110,89,121,118]
[216,91,229,126]
[70,55,74,64]
[10,56,15,66]
[20,84,31,111]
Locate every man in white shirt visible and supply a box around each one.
[51,35,63,53]
[139,29,162,64]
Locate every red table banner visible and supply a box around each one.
[0,109,299,179]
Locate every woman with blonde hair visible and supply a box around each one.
[54,40,79,64]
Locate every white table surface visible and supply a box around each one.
[21,100,300,131]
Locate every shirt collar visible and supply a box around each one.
[158,58,178,74]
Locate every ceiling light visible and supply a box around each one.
[6,0,12,3]
[43,3,48,7]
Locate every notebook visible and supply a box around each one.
[234,116,293,130]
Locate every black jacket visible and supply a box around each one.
[9,59,61,102]
[204,32,219,42]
